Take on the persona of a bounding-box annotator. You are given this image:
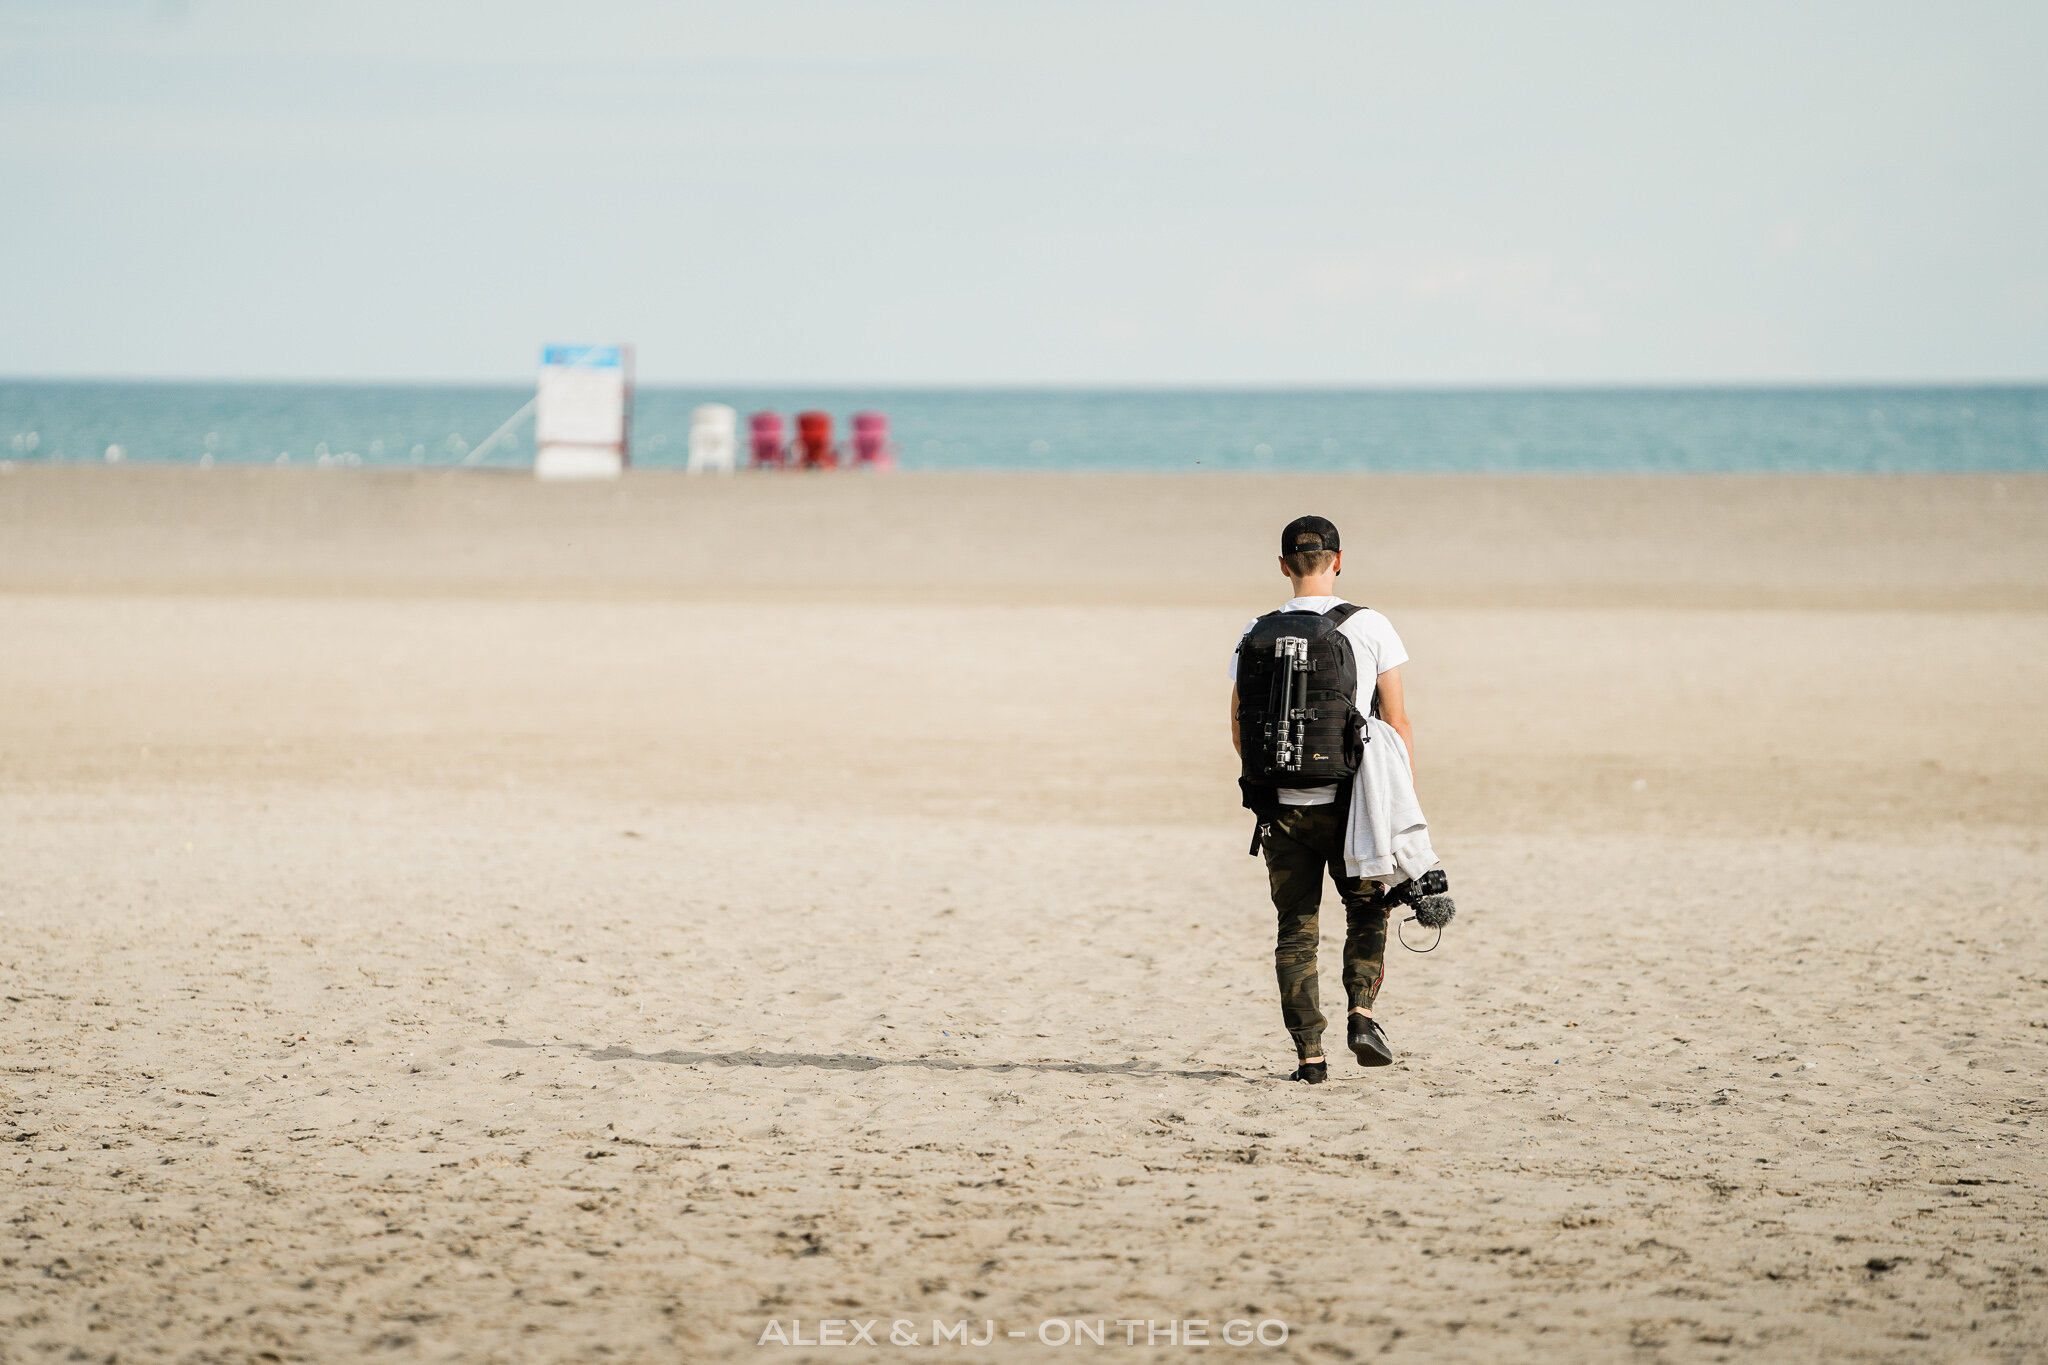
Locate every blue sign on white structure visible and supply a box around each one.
[535,344,633,480]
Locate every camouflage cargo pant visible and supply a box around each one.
[1259,802,1393,1061]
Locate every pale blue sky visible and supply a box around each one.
[2,0,2042,384]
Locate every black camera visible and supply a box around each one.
[1391,869,1456,950]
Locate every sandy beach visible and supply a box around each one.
[3,466,2045,1363]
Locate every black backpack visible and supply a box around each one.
[1235,603,1369,794]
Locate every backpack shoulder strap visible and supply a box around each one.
[1321,602,1377,714]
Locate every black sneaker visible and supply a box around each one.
[1291,1061,1328,1085]
[1347,1015,1394,1067]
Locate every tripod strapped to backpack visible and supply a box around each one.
[1237,603,1368,789]
[1236,603,1372,854]
[1266,635,1313,773]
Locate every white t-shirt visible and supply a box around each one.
[1228,596,1408,807]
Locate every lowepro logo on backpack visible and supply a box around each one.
[1235,604,1368,790]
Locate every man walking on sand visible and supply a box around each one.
[1230,516,1413,1085]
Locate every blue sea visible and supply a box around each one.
[2,381,2044,474]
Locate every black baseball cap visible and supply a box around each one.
[1280,515,1340,556]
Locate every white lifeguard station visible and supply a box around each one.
[687,403,738,474]
[534,344,633,480]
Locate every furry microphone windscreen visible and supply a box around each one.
[1412,894,1457,930]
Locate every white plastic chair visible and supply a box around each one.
[687,403,738,474]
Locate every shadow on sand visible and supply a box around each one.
[486,1038,1247,1082]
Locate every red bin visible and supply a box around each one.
[795,410,837,470]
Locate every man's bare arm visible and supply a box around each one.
[1230,683,1242,758]
[1376,666,1414,772]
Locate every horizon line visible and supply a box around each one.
[4,374,2047,393]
